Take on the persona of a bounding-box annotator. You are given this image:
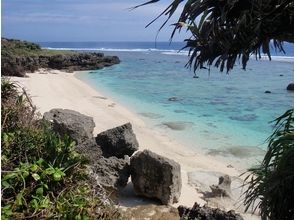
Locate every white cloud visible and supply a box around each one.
[2,0,189,41]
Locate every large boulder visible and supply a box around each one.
[91,156,130,191]
[178,203,243,220]
[95,123,139,158]
[44,108,95,145]
[130,150,181,205]
[76,138,103,163]
[287,83,294,91]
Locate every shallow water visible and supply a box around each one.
[41,42,294,165]
[78,50,293,157]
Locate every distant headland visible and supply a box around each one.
[1,38,120,77]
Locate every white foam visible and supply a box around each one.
[43,47,294,62]
[161,51,189,56]
[43,47,185,53]
[261,55,294,63]
[162,51,294,60]
[44,47,151,52]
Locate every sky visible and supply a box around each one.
[1,0,189,42]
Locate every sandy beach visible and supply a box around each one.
[11,70,260,219]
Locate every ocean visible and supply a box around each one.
[40,41,294,166]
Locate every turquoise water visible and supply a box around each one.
[41,42,294,161]
[77,51,293,158]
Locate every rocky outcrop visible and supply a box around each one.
[44,109,95,145]
[43,109,103,159]
[91,156,130,190]
[210,175,232,197]
[130,150,181,205]
[43,108,132,192]
[47,53,120,71]
[74,138,103,164]
[2,53,120,77]
[96,123,139,158]
[178,203,243,220]
[287,83,294,91]
[1,38,120,77]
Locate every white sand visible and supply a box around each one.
[11,70,260,219]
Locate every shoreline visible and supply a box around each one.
[11,70,260,219]
[76,70,265,171]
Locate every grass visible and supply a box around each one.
[1,38,77,56]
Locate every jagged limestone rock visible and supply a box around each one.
[130,150,181,205]
[96,123,139,158]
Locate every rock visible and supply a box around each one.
[43,108,95,145]
[91,156,130,190]
[47,53,120,71]
[174,110,187,113]
[210,175,232,197]
[95,123,139,158]
[168,97,179,101]
[178,202,244,220]
[139,112,164,119]
[264,90,271,93]
[1,38,120,77]
[287,83,294,91]
[162,121,194,131]
[75,138,103,162]
[122,204,179,220]
[229,114,257,122]
[130,150,181,205]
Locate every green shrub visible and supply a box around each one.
[1,38,76,56]
[243,109,294,220]
[1,79,122,219]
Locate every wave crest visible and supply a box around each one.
[43,47,294,62]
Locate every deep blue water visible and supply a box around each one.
[40,41,294,56]
[40,42,294,161]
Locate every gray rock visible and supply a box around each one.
[210,175,232,197]
[287,83,294,91]
[178,202,243,220]
[162,121,194,131]
[130,150,182,205]
[76,138,103,163]
[95,123,139,158]
[91,156,130,190]
[44,108,95,145]
[168,97,180,101]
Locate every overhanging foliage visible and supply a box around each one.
[242,109,294,220]
[134,0,294,72]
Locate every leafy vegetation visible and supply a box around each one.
[242,109,294,220]
[1,38,76,56]
[134,0,294,72]
[1,79,122,219]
